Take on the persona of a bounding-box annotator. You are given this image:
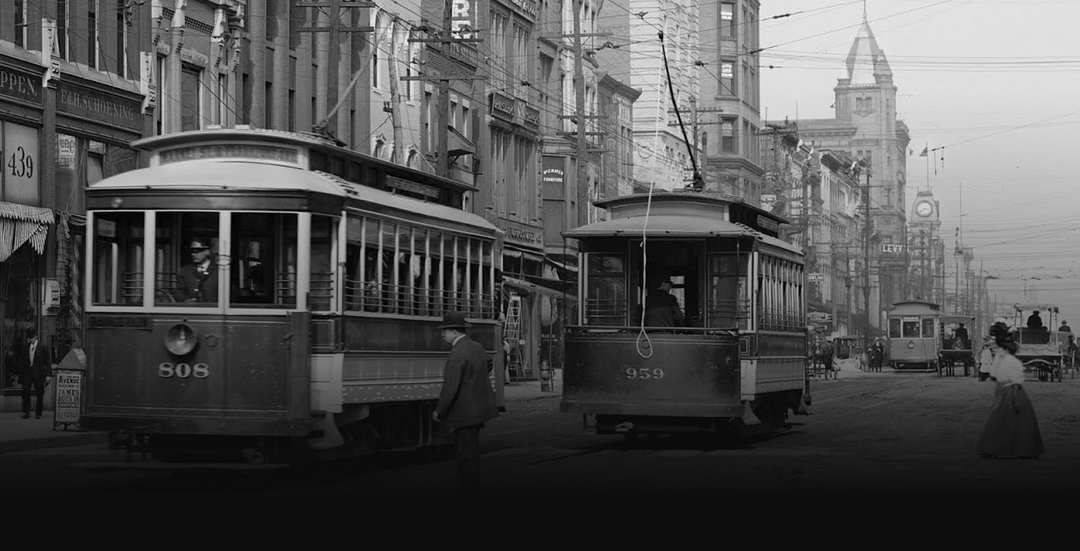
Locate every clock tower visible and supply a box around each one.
[909,190,942,302]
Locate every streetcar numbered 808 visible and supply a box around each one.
[82,128,504,464]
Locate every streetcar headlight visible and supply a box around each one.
[165,323,199,356]
[907,341,915,349]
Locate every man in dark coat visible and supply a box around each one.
[433,311,499,497]
[954,323,970,349]
[635,276,685,327]
[18,326,52,419]
[176,239,218,302]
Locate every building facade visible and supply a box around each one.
[0,1,153,403]
[786,14,911,332]
[697,0,763,203]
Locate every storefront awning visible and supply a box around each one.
[0,202,54,262]
[504,276,576,298]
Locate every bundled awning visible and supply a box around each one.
[0,202,54,262]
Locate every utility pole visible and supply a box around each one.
[562,1,612,225]
[573,0,587,226]
[861,162,872,352]
[406,7,484,179]
[301,0,375,142]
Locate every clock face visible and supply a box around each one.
[916,201,933,216]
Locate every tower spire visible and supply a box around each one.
[863,0,868,20]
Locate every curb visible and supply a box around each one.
[0,431,110,454]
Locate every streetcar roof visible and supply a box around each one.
[887,301,941,314]
[319,172,499,233]
[939,315,975,323]
[1013,303,1058,312]
[88,160,346,196]
[561,214,801,253]
[87,159,499,234]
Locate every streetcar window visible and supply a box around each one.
[902,320,920,338]
[708,253,748,329]
[921,318,936,338]
[344,216,495,319]
[889,318,902,338]
[91,212,145,305]
[155,212,219,306]
[309,215,336,311]
[585,253,626,325]
[230,213,298,308]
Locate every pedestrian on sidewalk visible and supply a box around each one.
[433,311,500,497]
[17,326,52,419]
[976,322,1044,459]
[977,336,994,382]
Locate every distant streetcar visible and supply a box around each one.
[559,191,810,438]
[886,301,941,372]
[82,128,504,464]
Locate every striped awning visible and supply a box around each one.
[0,202,54,262]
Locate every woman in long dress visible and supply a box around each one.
[976,325,1045,459]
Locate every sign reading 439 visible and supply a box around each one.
[2,122,39,204]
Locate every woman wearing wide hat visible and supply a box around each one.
[976,322,1044,459]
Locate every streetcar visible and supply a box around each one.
[886,301,941,372]
[81,128,504,463]
[559,191,809,438]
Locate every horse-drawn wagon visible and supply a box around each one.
[938,315,976,377]
[1012,304,1066,382]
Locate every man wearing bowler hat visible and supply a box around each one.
[433,311,499,498]
[176,239,218,302]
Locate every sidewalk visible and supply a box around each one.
[0,412,109,454]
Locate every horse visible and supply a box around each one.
[867,339,887,373]
[811,340,836,380]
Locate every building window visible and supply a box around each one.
[115,0,128,78]
[721,120,736,153]
[181,64,202,131]
[721,62,734,96]
[89,1,99,69]
[58,0,69,60]
[720,4,735,38]
[13,1,27,48]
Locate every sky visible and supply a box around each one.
[757,0,1080,326]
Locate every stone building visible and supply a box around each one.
[785,13,911,332]
[0,0,153,405]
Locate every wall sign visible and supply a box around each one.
[58,80,142,132]
[2,121,40,204]
[0,64,43,105]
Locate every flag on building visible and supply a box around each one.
[919,146,928,157]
